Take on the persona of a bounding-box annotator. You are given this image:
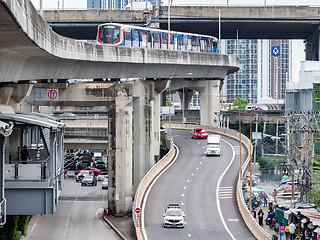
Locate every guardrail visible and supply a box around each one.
[132,136,175,240]
[133,123,271,240]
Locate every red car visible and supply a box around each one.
[247,107,267,113]
[191,128,208,139]
[75,167,102,176]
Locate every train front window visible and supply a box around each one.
[99,25,120,44]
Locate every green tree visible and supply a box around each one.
[257,155,285,173]
[166,97,173,106]
[233,98,248,110]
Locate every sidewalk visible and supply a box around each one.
[251,163,281,239]
[104,214,136,240]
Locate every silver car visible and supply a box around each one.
[163,204,185,228]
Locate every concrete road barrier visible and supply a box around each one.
[133,123,271,240]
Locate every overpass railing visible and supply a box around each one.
[132,136,175,240]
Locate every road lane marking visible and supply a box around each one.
[141,144,180,240]
[197,142,200,144]
[26,214,40,240]
[233,146,245,155]
[187,180,190,182]
[216,139,236,240]
[188,234,191,237]
[184,186,186,189]
[191,174,194,176]
[228,219,239,222]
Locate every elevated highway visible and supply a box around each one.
[0,0,238,83]
[0,0,239,219]
[44,6,320,39]
[43,5,320,60]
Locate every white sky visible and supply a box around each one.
[30,0,319,81]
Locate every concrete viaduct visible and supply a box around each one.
[44,5,320,60]
[0,0,238,219]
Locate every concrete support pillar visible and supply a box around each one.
[178,89,193,110]
[153,93,160,163]
[133,81,154,192]
[49,131,57,213]
[0,87,13,105]
[199,80,221,125]
[108,84,133,215]
[305,26,320,61]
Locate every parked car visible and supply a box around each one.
[102,178,108,189]
[191,128,208,139]
[76,170,92,182]
[75,167,102,176]
[81,175,97,186]
[94,160,106,170]
[97,171,108,181]
[160,126,167,135]
[163,204,185,228]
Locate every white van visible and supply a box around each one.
[205,135,221,156]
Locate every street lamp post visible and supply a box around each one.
[168,0,172,48]
[182,86,185,124]
[271,136,303,204]
[229,108,253,210]
[214,95,244,186]
[87,107,89,139]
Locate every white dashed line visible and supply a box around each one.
[184,186,186,189]
[187,180,190,182]
[188,234,192,237]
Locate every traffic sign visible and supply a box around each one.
[135,208,141,214]
[271,46,280,57]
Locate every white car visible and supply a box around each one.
[163,204,185,228]
[97,173,108,181]
[102,178,108,189]
[76,170,92,182]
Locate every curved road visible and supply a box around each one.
[143,128,254,240]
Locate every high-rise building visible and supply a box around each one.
[221,39,292,105]
[87,0,100,9]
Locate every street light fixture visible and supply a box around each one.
[215,94,253,210]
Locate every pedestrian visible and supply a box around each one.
[269,202,273,212]
[289,222,296,240]
[258,209,264,226]
[300,228,311,240]
[284,223,290,240]
[20,145,29,163]
[264,194,268,207]
[279,222,285,240]
[252,208,256,218]
[274,220,280,235]
[267,211,274,228]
